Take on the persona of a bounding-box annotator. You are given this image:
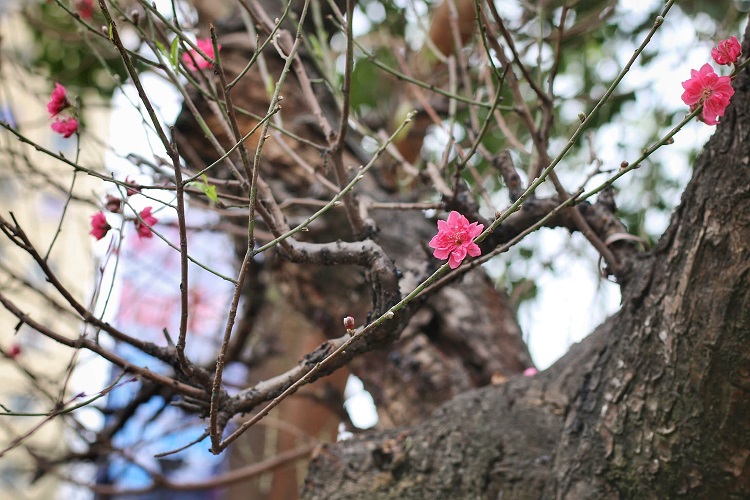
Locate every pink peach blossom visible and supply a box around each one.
[181,38,221,71]
[47,83,70,117]
[135,206,158,238]
[712,36,741,66]
[429,211,484,269]
[681,63,734,125]
[76,0,94,20]
[89,211,111,240]
[124,177,141,196]
[523,367,538,377]
[51,117,79,138]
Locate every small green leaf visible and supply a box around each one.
[188,175,218,203]
[203,184,218,203]
[170,37,180,69]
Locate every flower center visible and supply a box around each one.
[452,227,467,246]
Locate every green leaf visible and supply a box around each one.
[187,175,218,203]
[170,37,180,69]
[203,184,218,203]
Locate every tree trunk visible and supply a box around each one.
[301,25,750,500]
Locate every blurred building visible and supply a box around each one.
[0,6,107,498]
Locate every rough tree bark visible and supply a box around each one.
[301,25,750,500]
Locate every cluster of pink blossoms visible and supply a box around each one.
[681,36,741,125]
[181,38,221,71]
[429,211,484,269]
[89,178,158,241]
[47,83,78,138]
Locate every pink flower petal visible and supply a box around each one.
[446,210,464,227]
[51,117,79,138]
[466,242,481,257]
[47,83,69,117]
[136,206,158,238]
[467,221,484,238]
[433,247,452,260]
[448,254,462,269]
[89,211,111,240]
[181,38,222,71]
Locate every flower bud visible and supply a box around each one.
[105,195,122,213]
[343,316,355,330]
[125,177,141,196]
[7,343,21,360]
